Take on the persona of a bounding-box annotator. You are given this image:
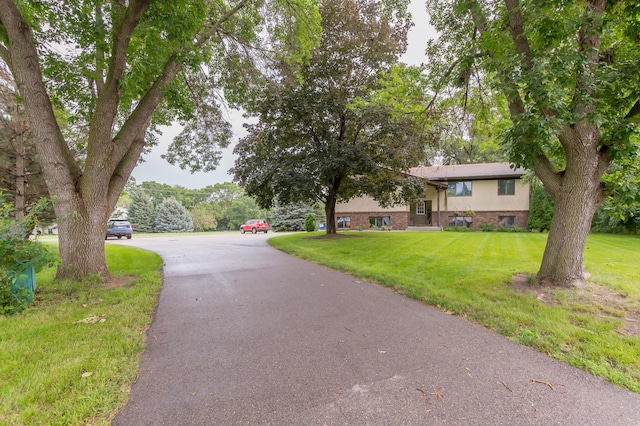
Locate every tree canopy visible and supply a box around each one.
[0,0,320,279]
[233,0,430,233]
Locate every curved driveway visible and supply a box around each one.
[112,233,640,425]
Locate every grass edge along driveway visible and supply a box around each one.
[1,244,163,426]
[269,231,640,394]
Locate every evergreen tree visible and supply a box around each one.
[304,214,317,232]
[155,198,193,233]
[528,184,554,232]
[270,202,317,232]
[128,190,156,233]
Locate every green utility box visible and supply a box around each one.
[10,262,37,303]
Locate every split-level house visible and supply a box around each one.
[335,163,530,231]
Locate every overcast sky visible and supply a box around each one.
[131,0,436,189]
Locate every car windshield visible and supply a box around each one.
[113,221,129,227]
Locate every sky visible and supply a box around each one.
[131,0,436,189]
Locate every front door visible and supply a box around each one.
[410,200,432,226]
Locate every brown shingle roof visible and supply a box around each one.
[409,163,526,181]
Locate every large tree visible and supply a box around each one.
[233,0,429,234]
[0,0,319,279]
[425,0,640,287]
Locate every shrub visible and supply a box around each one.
[0,195,57,315]
[479,223,496,232]
[497,226,527,233]
[444,226,475,232]
[528,184,554,232]
[304,214,317,232]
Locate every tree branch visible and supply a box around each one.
[89,0,152,144]
[108,129,147,211]
[532,153,561,198]
[625,100,640,122]
[106,0,255,180]
[109,54,182,175]
[503,0,557,120]
[571,0,607,119]
[196,0,252,48]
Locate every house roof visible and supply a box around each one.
[409,163,526,181]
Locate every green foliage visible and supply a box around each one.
[126,181,268,232]
[425,89,511,165]
[0,66,52,221]
[154,197,193,233]
[127,190,156,233]
[593,142,640,234]
[226,196,269,230]
[424,0,640,285]
[0,195,56,315]
[0,0,321,279]
[304,213,317,232]
[496,227,527,233]
[479,223,496,232]
[270,202,318,232]
[189,204,217,232]
[233,0,426,233]
[528,184,554,232]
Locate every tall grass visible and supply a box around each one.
[270,232,640,392]
[0,244,162,425]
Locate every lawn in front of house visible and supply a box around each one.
[0,244,162,425]
[269,231,640,393]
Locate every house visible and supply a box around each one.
[335,163,530,231]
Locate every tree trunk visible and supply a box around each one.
[325,197,337,235]
[54,190,111,280]
[536,145,607,288]
[324,179,341,235]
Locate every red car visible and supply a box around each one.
[240,219,269,234]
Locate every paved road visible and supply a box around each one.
[111,233,640,425]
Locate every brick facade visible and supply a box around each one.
[442,210,529,230]
[336,210,529,231]
[336,211,409,230]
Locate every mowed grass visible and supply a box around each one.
[269,231,640,392]
[0,244,163,425]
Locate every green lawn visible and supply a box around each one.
[0,244,162,425]
[269,231,640,393]
[2,232,638,424]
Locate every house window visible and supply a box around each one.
[448,215,473,227]
[369,216,391,228]
[416,201,426,215]
[337,216,351,229]
[498,179,515,196]
[447,181,472,197]
[498,216,515,228]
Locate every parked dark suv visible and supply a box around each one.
[106,219,133,240]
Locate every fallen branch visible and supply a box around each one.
[498,381,513,392]
[530,379,556,391]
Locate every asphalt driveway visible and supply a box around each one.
[111,233,640,425]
